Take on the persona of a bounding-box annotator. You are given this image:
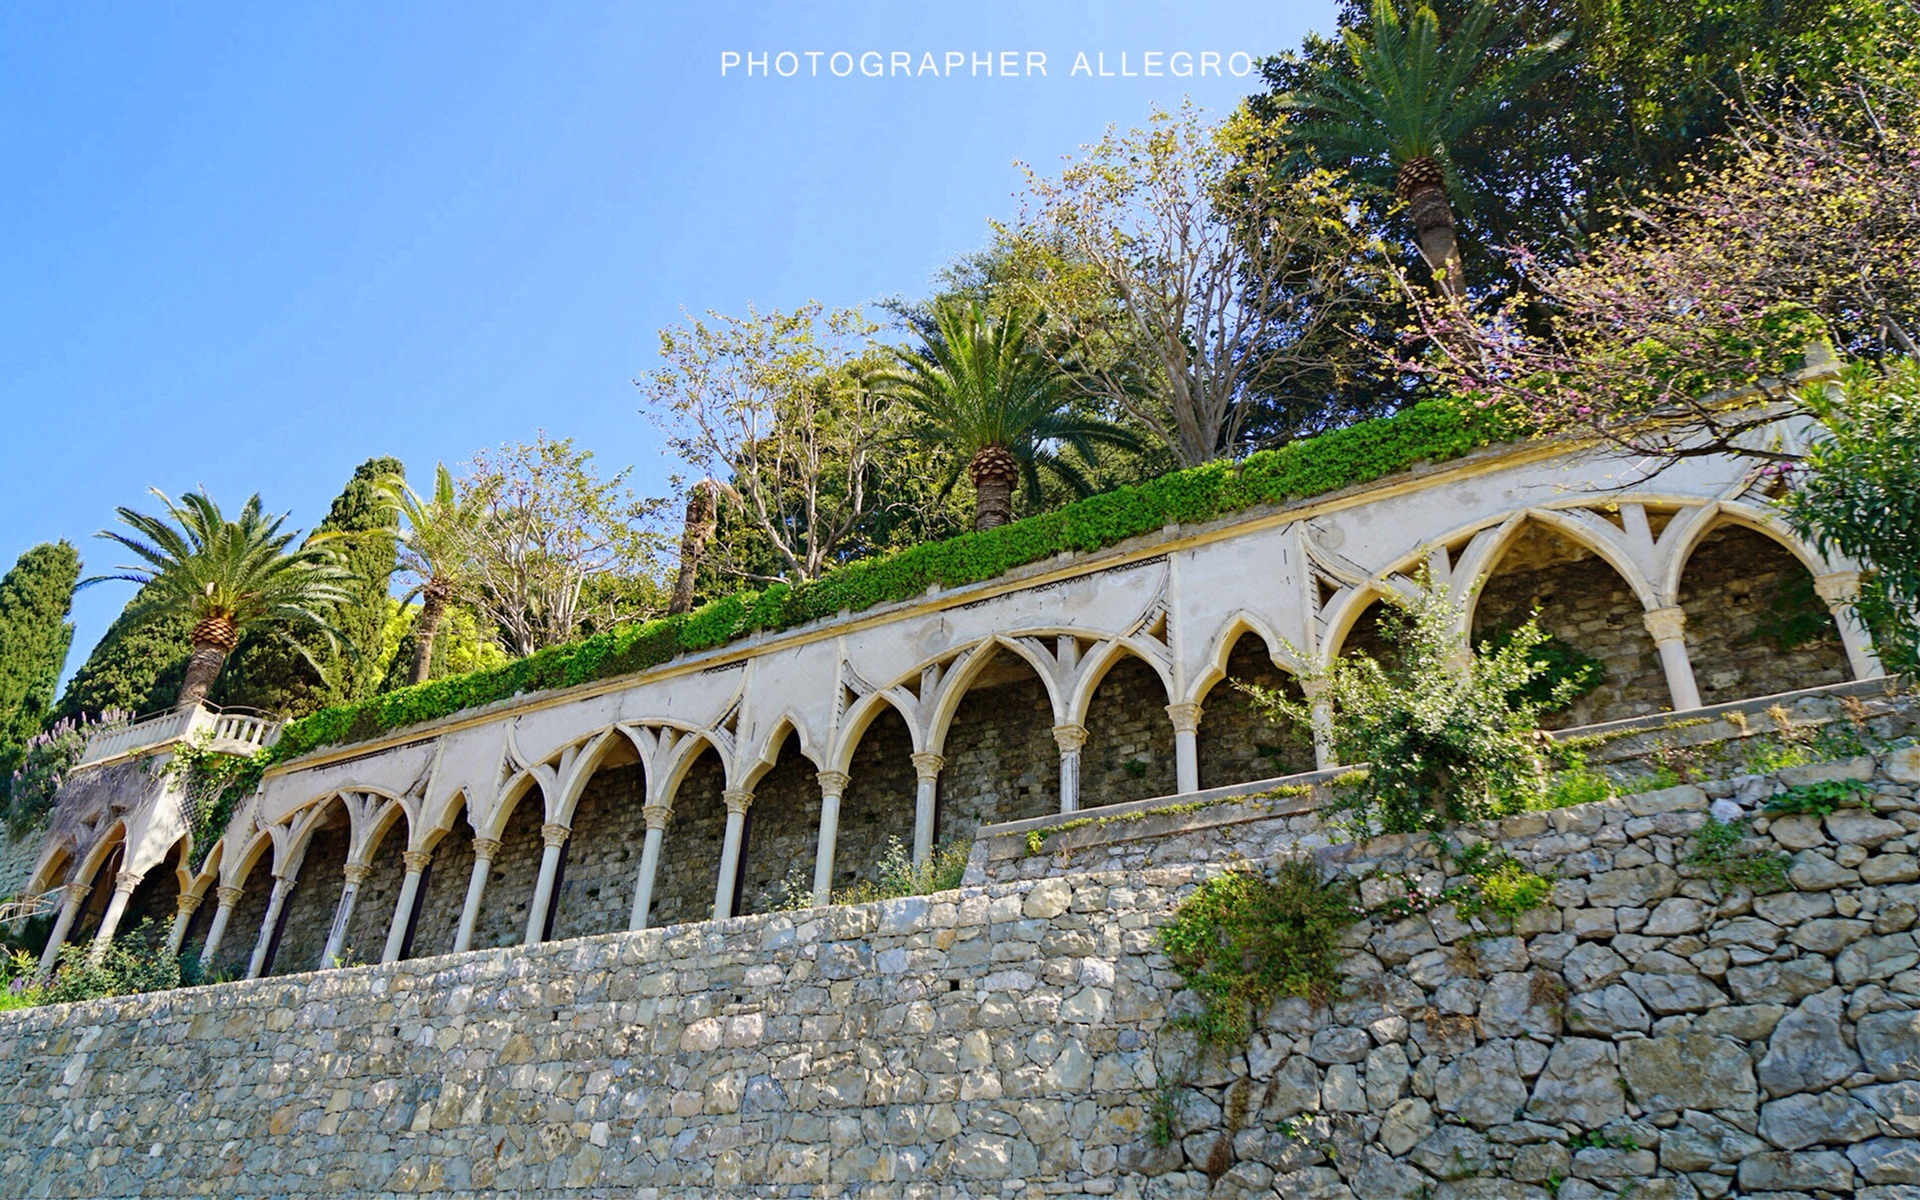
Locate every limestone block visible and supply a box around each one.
[1525,1039,1624,1127]
[1757,990,1862,1097]
[1620,1032,1756,1114]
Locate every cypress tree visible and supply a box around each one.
[213,457,401,716]
[0,541,81,773]
[53,590,193,722]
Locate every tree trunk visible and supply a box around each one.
[968,445,1021,531]
[409,582,451,686]
[1397,156,1465,299]
[669,480,719,616]
[177,614,239,710]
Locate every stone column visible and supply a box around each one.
[319,863,374,970]
[1304,678,1336,771]
[452,839,503,954]
[627,804,672,931]
[196,885,245,970]
[1053,724,1088,814]
[165,890,203,954]
[1167,703,1204,794]
[910,753,945,865]
[1814,571,1886,681]
[712,789,754,920]
[244,876,296,980]
[1642,606,1703,712]
[523,824,572,946]
[811,771,851,906]
[35,883,89,979]
[86,869,145,965]
[381,850,434,964]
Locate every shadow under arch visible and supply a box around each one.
[1195,628,1316,791]
[731,724,823,918]
[931,640,1061,842]
[1676,521,1853,705]
[403,792,479,960]
[830,699,919,895]
[547,732,647,943]
[1075,643,1177,807]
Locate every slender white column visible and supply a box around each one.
[910,753,945,865]
[713,789,754,920]
[165,891,204,955]
[1642,606,1703,711]
[628,804,672,931]
[1814,571,1887,681]
[452,839,503,954]
[523,824,572,946]
[1304,678,1336,770]
[381,850,433,964]
[86,869,145,965]
[1053,724,1088,814]
[319,863,374,970]
[35,883,89,979]
[1167,703,1204,794]
[196,885,245,970]
[811,771,851,906]
[244,876,296,980]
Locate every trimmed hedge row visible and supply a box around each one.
[272,399,1515,762]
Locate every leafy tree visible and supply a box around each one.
[1781,361,1920,672]
[644,303,904,583]
[214,457,403,715]
[379,463,484,685]
[1272,0,1571,297]
[84,490,355,710]
[1250,574,1575,834]
[0,542,79,776]
[1015,100,1384,465]
[666,480,718,615]
[53,591,192,721]
[459,435,667,656]
[374,599,508,694]
[878,301,1140,530]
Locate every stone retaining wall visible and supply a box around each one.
[5,736,1920,1197]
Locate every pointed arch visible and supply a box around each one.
[1065,638,1175,730]
[828,689,923,776]
[1189,611,1305,709]
[737,714,823,793]
[1658,499,1844,605]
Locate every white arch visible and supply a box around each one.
[737,713,824,792]
[826,690,922,776]
[1188,612,1308,708]
[1064,638,1177,728]
[1657,499,1845,605]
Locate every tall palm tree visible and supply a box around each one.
[879,301,1140,531]
[377,464,483,686]
[1276,0,1569,298]
[85,490,354,710]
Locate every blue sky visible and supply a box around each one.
[0,2,1337,682]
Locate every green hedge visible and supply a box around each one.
[271,398,1515,762]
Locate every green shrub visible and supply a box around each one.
[1685,818,1791,895]
[760,837,973,912]
[1763,777,1872,817]
[263,398,1510,762]
[1475,625,1605,712]
[1157,859,1360,1048]
[43,919,187,1005]
[0,947,43,1011]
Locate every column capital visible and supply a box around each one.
[112,869,144,896]
[641,803,673,832]
[723,788,755,816]
[1813,571,1863,608]
[1052,723,1089,753]
[215,885,245,907]
[815,770,851,798]
[174,891,204,917]
[910,752,946,779]
[1642,605,1689,644]
[342,863,376,885]
[402,849,434,873]
[471,838,504,862]
[540,823,572,849]
[1165,702,1204,734]
[269,875,297,899]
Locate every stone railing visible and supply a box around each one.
[77,703,281,767]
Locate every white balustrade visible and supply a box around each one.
[77,704,281,766]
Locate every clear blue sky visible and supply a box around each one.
[0,2,1337,683]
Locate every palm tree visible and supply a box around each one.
[85,490,355,710]
[879,301,1140,531]
[1276,0,1569,298]
[377,465,483,686]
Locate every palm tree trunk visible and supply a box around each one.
[409,582,451,686]
[177,614,238,710]
[669,480,718,615]
[1397,157,1466,299]
[969,445,1021,531]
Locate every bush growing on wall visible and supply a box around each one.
[265,398,1512,761]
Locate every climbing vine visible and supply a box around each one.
[163,735,266,870]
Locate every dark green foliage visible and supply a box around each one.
[0,541,80,777]
[213,457,401,717]
[43,919,187,1004]
[1158,861,1361,1048]
[1685,817,1791,895]
[1763,777,1871,818]
[1746,572,1838,653]
[1475,624,1605,712]
[268,398,1511,760]
[53,590,192,721]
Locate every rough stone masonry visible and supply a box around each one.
[4,741,1920,1198]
